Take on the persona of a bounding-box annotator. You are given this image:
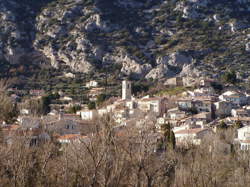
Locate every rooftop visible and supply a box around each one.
[57,134,87,141]
[174,128,208,135]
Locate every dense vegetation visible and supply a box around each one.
[0,118,249,187]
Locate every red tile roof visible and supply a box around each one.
[174,128,208,135]
[241,140,250,143]
[57,134,87,141]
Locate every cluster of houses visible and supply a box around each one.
[79,79,250,150]
[3,78,250,152]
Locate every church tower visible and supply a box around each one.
[122,80,132,100]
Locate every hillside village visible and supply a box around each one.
[2,75,250,151]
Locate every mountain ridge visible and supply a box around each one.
[0,0,250,80]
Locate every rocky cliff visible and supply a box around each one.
[0,0,250,80]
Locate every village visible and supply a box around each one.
[2,75,250,152]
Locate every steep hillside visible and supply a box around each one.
[0,0,250,80]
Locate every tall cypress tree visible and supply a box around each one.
[162,123,176,150]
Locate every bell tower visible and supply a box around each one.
[122,80,132,100]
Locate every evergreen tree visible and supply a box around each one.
[161,123,176,150]
[234,120,243,129]
[218,121,228,129]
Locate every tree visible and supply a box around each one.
[96,93,109,106]
[68,105,81,114]
[0,92,18,123]
[161,123,176,150]
[88,101,96,110]
[234,120,243,129]
[27,96,51,116]
[222,71,237,84]
[218,121,228,130]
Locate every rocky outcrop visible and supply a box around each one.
[0,0,250,80]
[246,42,250,52]
[0,2,31,64]
[146,52,193,79]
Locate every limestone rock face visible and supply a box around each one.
[0,1,33,64]
[146,52,193,79]
[0,0,250,80]
[175,0,210,19]
[246,42,250,52]
[168,52,193,68]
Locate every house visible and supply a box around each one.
[177,112,211,127]
[80,110,98,120]
[125,100,137,110]
[138,97,165,116]
[47,119,81,135]
[214,101,232,118]
[57,134,88,144]
[172,123,199,133]
[186,87,216,97]
[225,117,250,126]
[231,109,249,117]
[86,80,98,88]
[193,99,213,113]
[192,112,212,126]
[177,98,193,111]
[235,126,250,150]
[29,89,45,96]
[167,107,186,120]
[88,87,105,100]
[219,91,247,106]
[165,77,183,87]
[113,108,129,124]
[174,128,211,146]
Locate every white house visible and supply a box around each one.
[219,91,247,106]
[231,109,249,117]
[80,110,98,120]
[174,128,211,145]
[167,107,186,120]
[86,80,98,88]
[235,126,250,150]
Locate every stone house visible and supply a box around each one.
[235,126,250,150]
[167,107,186,120]
[177,98,193,111]
[165,77,183,87]
[138,97,166,116]
[174,128,211,146]
[214,101,232,118]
